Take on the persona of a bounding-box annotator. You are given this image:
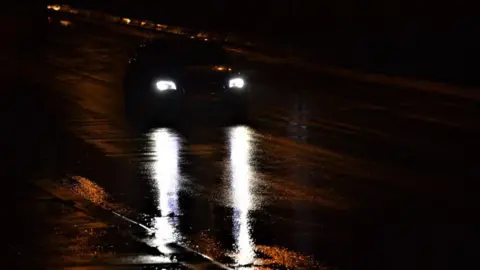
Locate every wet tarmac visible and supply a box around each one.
[1,15,479,270]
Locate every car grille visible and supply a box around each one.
[181,75,226,93]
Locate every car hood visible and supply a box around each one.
[175,65,234,88]
[183,65,232,73]
[180,65,233,80]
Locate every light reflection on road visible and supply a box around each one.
[150,128,182,245]
[227,126,256,265]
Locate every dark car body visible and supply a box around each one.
[123,38,249,124]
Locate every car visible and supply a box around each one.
[123,38,249,124]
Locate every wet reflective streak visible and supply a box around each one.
[228,126,256,265]
[150,128,182,245]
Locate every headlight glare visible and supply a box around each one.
[228,78,245,89]
[155,80,177,91]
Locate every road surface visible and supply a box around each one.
[1,15,478,270]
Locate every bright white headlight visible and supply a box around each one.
[229,78,245,89]
[155,80,177,91]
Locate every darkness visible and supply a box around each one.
[49,0,479,86]
[2,1,479,269]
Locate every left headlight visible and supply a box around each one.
[155,80,177,91]
[228,77,245,89]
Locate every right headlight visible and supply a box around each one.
[228,77,245,89]
[155,80,177,91]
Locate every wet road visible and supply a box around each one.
[2,15,479,270]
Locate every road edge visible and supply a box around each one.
[32,178,232,270]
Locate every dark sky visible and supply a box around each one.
[51,0,477,83]
[55,1,476,36]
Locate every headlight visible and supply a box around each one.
[228,77,245,89]
[155,80,177,91]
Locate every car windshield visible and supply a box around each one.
[148,40,230,66]
[180,44,229,65]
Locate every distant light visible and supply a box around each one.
[156,24,167,30]
[213,66,231,72]
[141,21,146,26]
[204,38,208,41]
[122,18,131,24]
[48,5,61,11]
[60,20,72,27]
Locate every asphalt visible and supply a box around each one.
[1,14,479,270]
